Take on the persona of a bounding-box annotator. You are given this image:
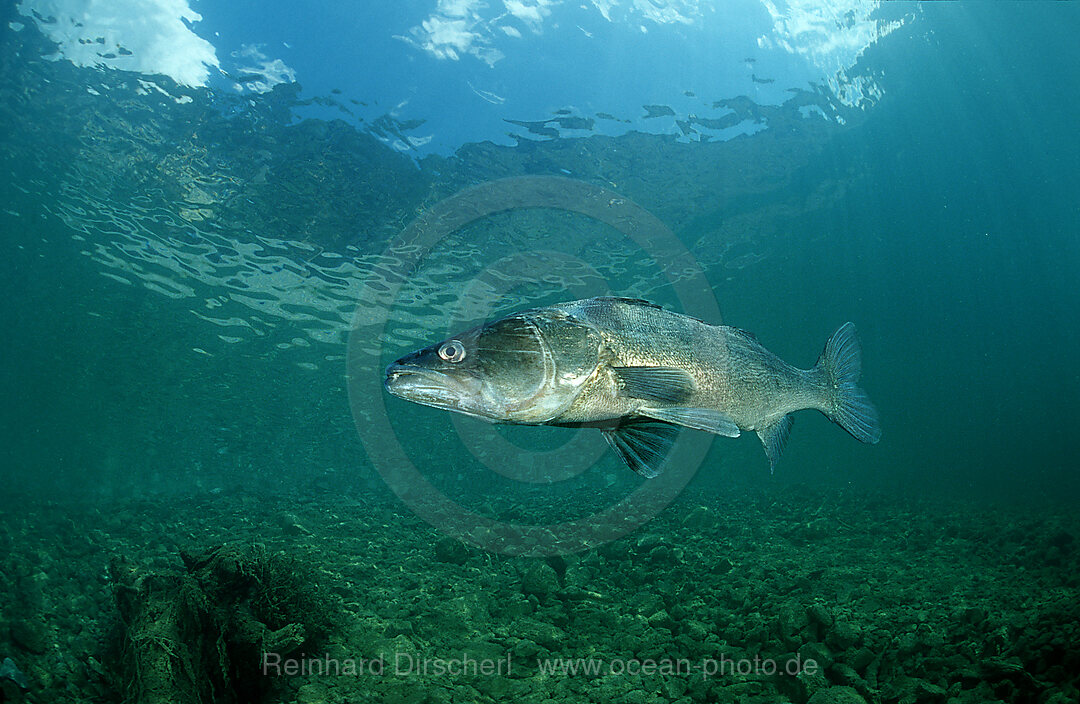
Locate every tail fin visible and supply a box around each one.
[818,323,882,444]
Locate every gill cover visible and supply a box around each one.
[479,310,602,422]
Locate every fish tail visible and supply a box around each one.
[817,322,882,444]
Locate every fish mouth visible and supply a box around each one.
[383,363,470,409]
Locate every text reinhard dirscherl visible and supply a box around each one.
[261,652,820,680]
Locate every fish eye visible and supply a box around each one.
[438,339,466,363]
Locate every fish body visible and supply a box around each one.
[384,297,880,477]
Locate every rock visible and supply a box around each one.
[495,591,533,619]
[863,655,882,689]
[563,564,592,589]
[1048,529,1074,551]
[375,634,417,662]
[277,512,311,536]
[0,657,29,689]
[265,623,305,652]
[477,675,513,699]
[683,505,720,530]
[438,594,490,632]
[647,609,674,630]
[800,642,835,670]
[959,606,987,625]
[881,676,949,704]
[636,534,665,551]
[514,619,565,649]
[780,601,812,632]
[647,544,678,565]
[847,647,875,674]
[296,682,328,704]
[384,619,414,637]
[433,537,470,565]
[16,576,45,611]
[978,656,1028,680]
[1043,693,1079,704]
[10,618,47,655]
[829,662,859,684]
[511,638,543,659]
[385,683,432,704]
[521,562,559,602]
[912,680,948,703]
[712,557,734,574]
[791,666,830,704]
[600,540,629,560]
[896,631,920,656]
[807,685,868,704]
[801,518,832,540]
[828,663,872,699]
[808,603,834,628]
[462,637,505,662]
[826,621,861,651]
[683,619,709,642]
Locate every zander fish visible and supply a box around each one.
[384,297,881,477]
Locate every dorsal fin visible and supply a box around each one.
[725,327,760,344]
[593,296,664,310]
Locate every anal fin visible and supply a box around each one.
[756,414,792,473]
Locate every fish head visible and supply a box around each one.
[384,309,602,423]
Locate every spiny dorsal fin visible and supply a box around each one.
[593,296,664,309]
[725,327,761,345]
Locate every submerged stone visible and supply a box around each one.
[433,536,470,565]
[807,685,868,704]
[0,657,29,690]
[520,562,560,601]
[9,619,47,655]
[807,603,835,628]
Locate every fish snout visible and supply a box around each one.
[383,361,419,394]
[382,361,471,409]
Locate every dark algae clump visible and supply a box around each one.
[107,544,337,704]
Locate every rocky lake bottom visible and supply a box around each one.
[0,482,1076,704]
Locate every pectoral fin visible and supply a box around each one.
[613,366,694,404]
[756,414,792,473]
[602,419,680,478]
[639,406,741,437]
